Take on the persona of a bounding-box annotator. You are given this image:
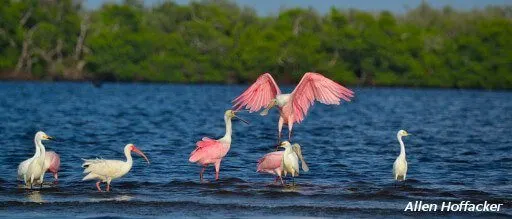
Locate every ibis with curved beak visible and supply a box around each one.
[82,144,149,192]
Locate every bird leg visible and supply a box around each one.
[214,161,221,181]
[200,166,207,182]
[106,183,110,192]
[53,173,59,184]
[288,120,293,141]
[277,117,284,148]
[96,181,102,192]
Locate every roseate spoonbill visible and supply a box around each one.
[257,142,308,185]
[189,110,248,182]
[18,151,61,184]
[232,72,354,143]
[44,151,60,182]
[82,144,149,192]
[393,130,411,182]
[17,131,54,188]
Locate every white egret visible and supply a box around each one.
[393,130,411,182]
[279,141,307,185]
[18,131,54,188]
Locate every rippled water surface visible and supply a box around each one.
[0,82,511,218]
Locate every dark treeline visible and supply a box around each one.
[1,0,511,89]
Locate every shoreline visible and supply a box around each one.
[0,78,510,91]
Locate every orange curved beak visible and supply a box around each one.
[132,146,150,164]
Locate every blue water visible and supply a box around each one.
[0,82,511,218]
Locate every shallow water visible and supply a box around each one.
[0,82,511,218]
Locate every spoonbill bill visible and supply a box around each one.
[82,144,149,192]
[257,142,308,185]
[232,72,354,143]
[17,131,54,188]
[189,110,248,182]
[393,130,411,182]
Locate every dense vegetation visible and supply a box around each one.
[1,0,511,89]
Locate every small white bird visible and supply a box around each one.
[279,141,308,184]
[17,131,54,188]
[393,130,411,182]
[82,144,149,192]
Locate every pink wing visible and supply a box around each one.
[232,73,281,113]
[257,151,283,172]
[45,151,60,173]
[286,72,354,123]
[189,137,224,164]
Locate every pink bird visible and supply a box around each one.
[232,72,354,143]
[257,142,308,185]
[44,151,60,182]
[189,110,248,181]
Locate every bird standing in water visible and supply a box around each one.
[82,144,149,192]
[189,110,248,182]
[232,72,354,143]
[257,142,308,185]
[17,131,54,188]
[393,130,411,183]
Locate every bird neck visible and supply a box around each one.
[33,137,42,158]
[124,148,133,166]
[397,135,406,157]
[284,146,293,155]
[222,115,232,142]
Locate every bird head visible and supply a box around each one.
[397,130,410,137]
[279,141,292,149]
[36,131,54,141]
[225,110,249,124]
[127,144,150,164]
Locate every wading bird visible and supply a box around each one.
[257,142,308,185]
[189,110,248,182]
[393,130,411,182]
[232,72,353,143]
[82,144,149,192]
[44,151,60,182]
[279,141,306,185]
[17,131,54,188]
[19,151,61,184]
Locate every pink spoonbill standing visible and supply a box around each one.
[257,141,308,185]
[232,72,354,143]
[189,110,248,182]
[82,144,149,192]
[44,151,60,182]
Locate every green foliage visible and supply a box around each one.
[0,0,511,89]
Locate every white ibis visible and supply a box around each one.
[82,144,149,192]
[17,131,54,188]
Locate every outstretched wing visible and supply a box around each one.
[189,137,224,163]
[286,72,354,123]
[232,73,281,113]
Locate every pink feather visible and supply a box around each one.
[287,72,354,123]
[189,137,227,165]
[232,73,281,112]
[45,151,60,179]
[257,151,283,175]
